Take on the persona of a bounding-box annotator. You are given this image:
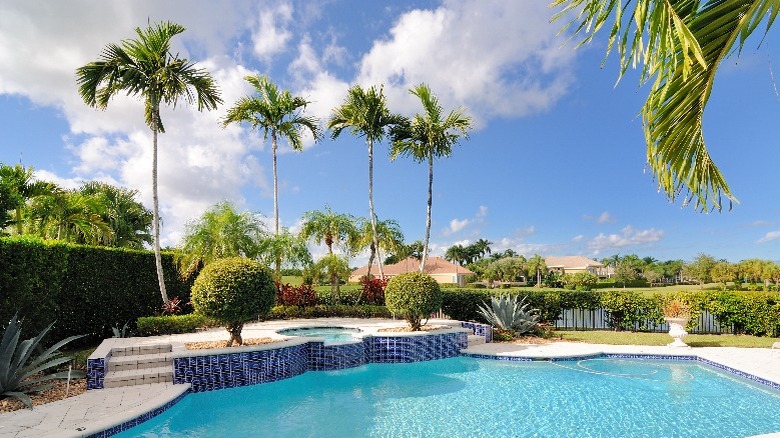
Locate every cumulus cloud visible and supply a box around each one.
[587,226,664,251]
[757,230,780,243]
[251,2,294,61]
[596,211,614,224]
[441,205,489,237]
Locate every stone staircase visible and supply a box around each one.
[103,344,174,388]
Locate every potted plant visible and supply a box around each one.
[663,298,691,347]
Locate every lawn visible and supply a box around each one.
[556,330,778,348]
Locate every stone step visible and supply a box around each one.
[103,365,173,388]
[467,335,486,346]
[107,352,172,372]
[110,343,171,357]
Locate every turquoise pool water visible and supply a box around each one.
[117,357,780,437]
[276,326,362,344]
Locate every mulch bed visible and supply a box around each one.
[185,337,283,350]
[0,378,86,413]
[376,325,449,332]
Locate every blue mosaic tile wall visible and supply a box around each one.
[460,321,493,343]
[87,353,110,390]
[86,388,190,438]
[173,343,309,392]
[369,332,468,363]
[309,341,367,371]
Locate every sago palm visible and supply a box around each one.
[551,0,779,211]
[329,85,404,278]
[76,21,222,304]
[222,74,321,239]
[391,83,472,271]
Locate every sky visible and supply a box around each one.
[1,0,779,267]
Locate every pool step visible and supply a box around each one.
[103,343,174,388]
[468,335,486,346]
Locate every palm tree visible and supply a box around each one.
[0,163,56,234]
[444,244,470,267]
[78,181,152,249]
[222,74,321,239]
[177,201,266,279]
[552,1,778,211]
[472,238,493,259]
[257,228,313,281]
[76,21,222,305]
[329,84,404,278]
[391,83,472,271]
[526,254,547,287]
[299,207,359,297]
[25,188,111,243]
[355,216,405,278]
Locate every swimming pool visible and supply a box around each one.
[277,326,363,344]
[116,356,780,437]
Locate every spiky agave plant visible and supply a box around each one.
[0,314,85,408]
[477,294,540,335]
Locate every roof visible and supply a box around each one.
[544,255,604,270]
[351,256,474,277]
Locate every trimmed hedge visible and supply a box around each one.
[0,236,194,344]
[136,313,216,336]
[268,304,391,319]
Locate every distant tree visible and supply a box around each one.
[614,262,638,288]
[473,238,493,258]
[311,254,351,298]
[0,163,57,234]
[25,187,111,244]
[683,253,717,286]
[329,84,403,278]
[77,21,222,305]
[711,261,738,291]
[391,83,472,272]
[177,201,266,278]
[78,181,152,249]
[355,217,404,278]
[642,265,663,287]
[444,244,470,266]
[257,229,312,281]
[526,254,547,287]
[300,207,358,297]
[222,74,321,238]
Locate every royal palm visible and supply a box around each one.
[77,21,221,304]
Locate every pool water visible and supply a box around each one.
[118,357,780,437]
[276,326,362,344]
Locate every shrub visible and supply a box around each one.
[191,257,276,346]
[136,313,216,336]
[662,298,691,319]
[601,291,663,331]
[276,282,318,307]
[561,272,598,291]
[268,304,391,319]
[441,289,492,321]
[0,314,85,408]
[384,272,443,331]
[358,276,387,305]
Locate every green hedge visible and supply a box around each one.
[136,314,216,336]
[441,287,780,336]
[0,236,194,344]
[268,304,391,319]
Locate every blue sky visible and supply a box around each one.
[1,0,778,265]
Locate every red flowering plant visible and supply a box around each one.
[161,296,187,315]
[359,275,387,305]
[276,282,319,307]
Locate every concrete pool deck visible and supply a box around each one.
[2,317,780,438]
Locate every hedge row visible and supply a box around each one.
[0,236,194,344]
[441,288,780,336]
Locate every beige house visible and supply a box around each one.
[350,256,474,286]
[544,256,607,277]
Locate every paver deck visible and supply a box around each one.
[2,318,779,437]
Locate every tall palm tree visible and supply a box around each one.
[177,201,266,279]
[77,21,222,304]
[444,244,470,267]
[355,216,405,278]
[0,163,56,234]
[526,254,547,287]
[552,0,778,211]
[222,74,321,239]
[391,83,472,271]
[78,181,152,249]
[25,188,111,243]
[328,84,404,278]
[257,228,313,281]
[473,238,493,258]
[300,207,359,297]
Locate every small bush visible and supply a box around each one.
[385,273,442,331]
[191,257,276,346]
[268,304,391,319]
[358,276,387,305]
[276,282,318,307]
[136,313,216,336]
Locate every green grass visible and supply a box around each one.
[556,330,778,348]
[280,275,303,286]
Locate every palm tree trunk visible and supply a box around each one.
[272,131,281,281]
[367,139,384,278]
[151,107,169,305]
[420,154,433,272]
[14,207,22,235]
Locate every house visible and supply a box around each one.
[349,256,475,286]
[544,256,607,277]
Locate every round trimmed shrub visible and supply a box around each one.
[384,272,442,331]
[191,257,275,346]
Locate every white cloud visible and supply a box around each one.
[757,230,780,243]
[355,1,575,123]
[447,218,471,235]
[251,2,294,61]
[587,226,664,251]
[596,211,614,224]
[572,234,584,242]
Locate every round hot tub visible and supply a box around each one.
[277,326,363,344]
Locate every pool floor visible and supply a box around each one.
[117,356,780,437]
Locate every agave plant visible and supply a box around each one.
[477,294,540,335]
[1,314,85,408]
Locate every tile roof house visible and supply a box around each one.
[545,256,608,277]
[350,256,475,286]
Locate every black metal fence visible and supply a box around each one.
[554,308,730,334]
